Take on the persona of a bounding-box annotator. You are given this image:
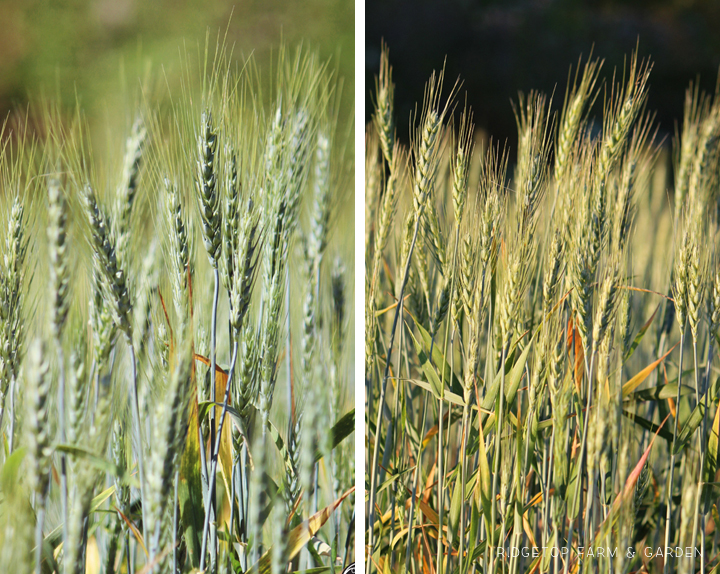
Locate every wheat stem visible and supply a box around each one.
[208,266,220,567]
[173,470,179,574]
[127,338,146,541]
[690,337,708,572]
[8,375,16,453]
[367,212,423,574]
[436,395,445,574]
[664,330,685,574]
[57,344,69,554]
[405,392,429,573]
[490,345,507,572]
[564,350,595,574]
[200,339,238,570]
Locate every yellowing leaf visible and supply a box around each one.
[621,342,679,398]
[248,487,355,574]
[194,354,234,526]
[703,401,720,509]
[117,507,148,557]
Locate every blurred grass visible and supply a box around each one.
[0,0,354,143]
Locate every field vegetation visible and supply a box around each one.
[365,45,720,574]
[0,39,354,574]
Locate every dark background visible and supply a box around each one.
[366,0,720,149]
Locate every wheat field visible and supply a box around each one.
[0,39,355,574]
[365,45,720,574]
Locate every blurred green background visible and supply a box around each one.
[0,0,354,135]
[366,0,720,149]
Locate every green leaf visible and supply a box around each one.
[55,444,131,483]
[179,403,204,568]
[624,303,660,362]
[415,320,464,394]
[258,472,281,526]
[1,446,26,493]
[675,398,719,455]
[541,529,556,572]
[475,409,493,546]
[624,383,694,403]
[402,378,465,406]
[409,326,445,399]
[468,500,480,560]
[90,484,117,513]
[566,453,582,520]
[448,478,462,548]
[504,340,533,410]
[674,376,720,455]
[478,336,534,431]
[266,420,296,478]
[622,410,674,443]
[459,527,501,568]
[307,541,325,565]
[376,465,415,496]
[323,409,355,458]
[197,400,250,450]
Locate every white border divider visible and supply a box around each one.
[354,0,366,571]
